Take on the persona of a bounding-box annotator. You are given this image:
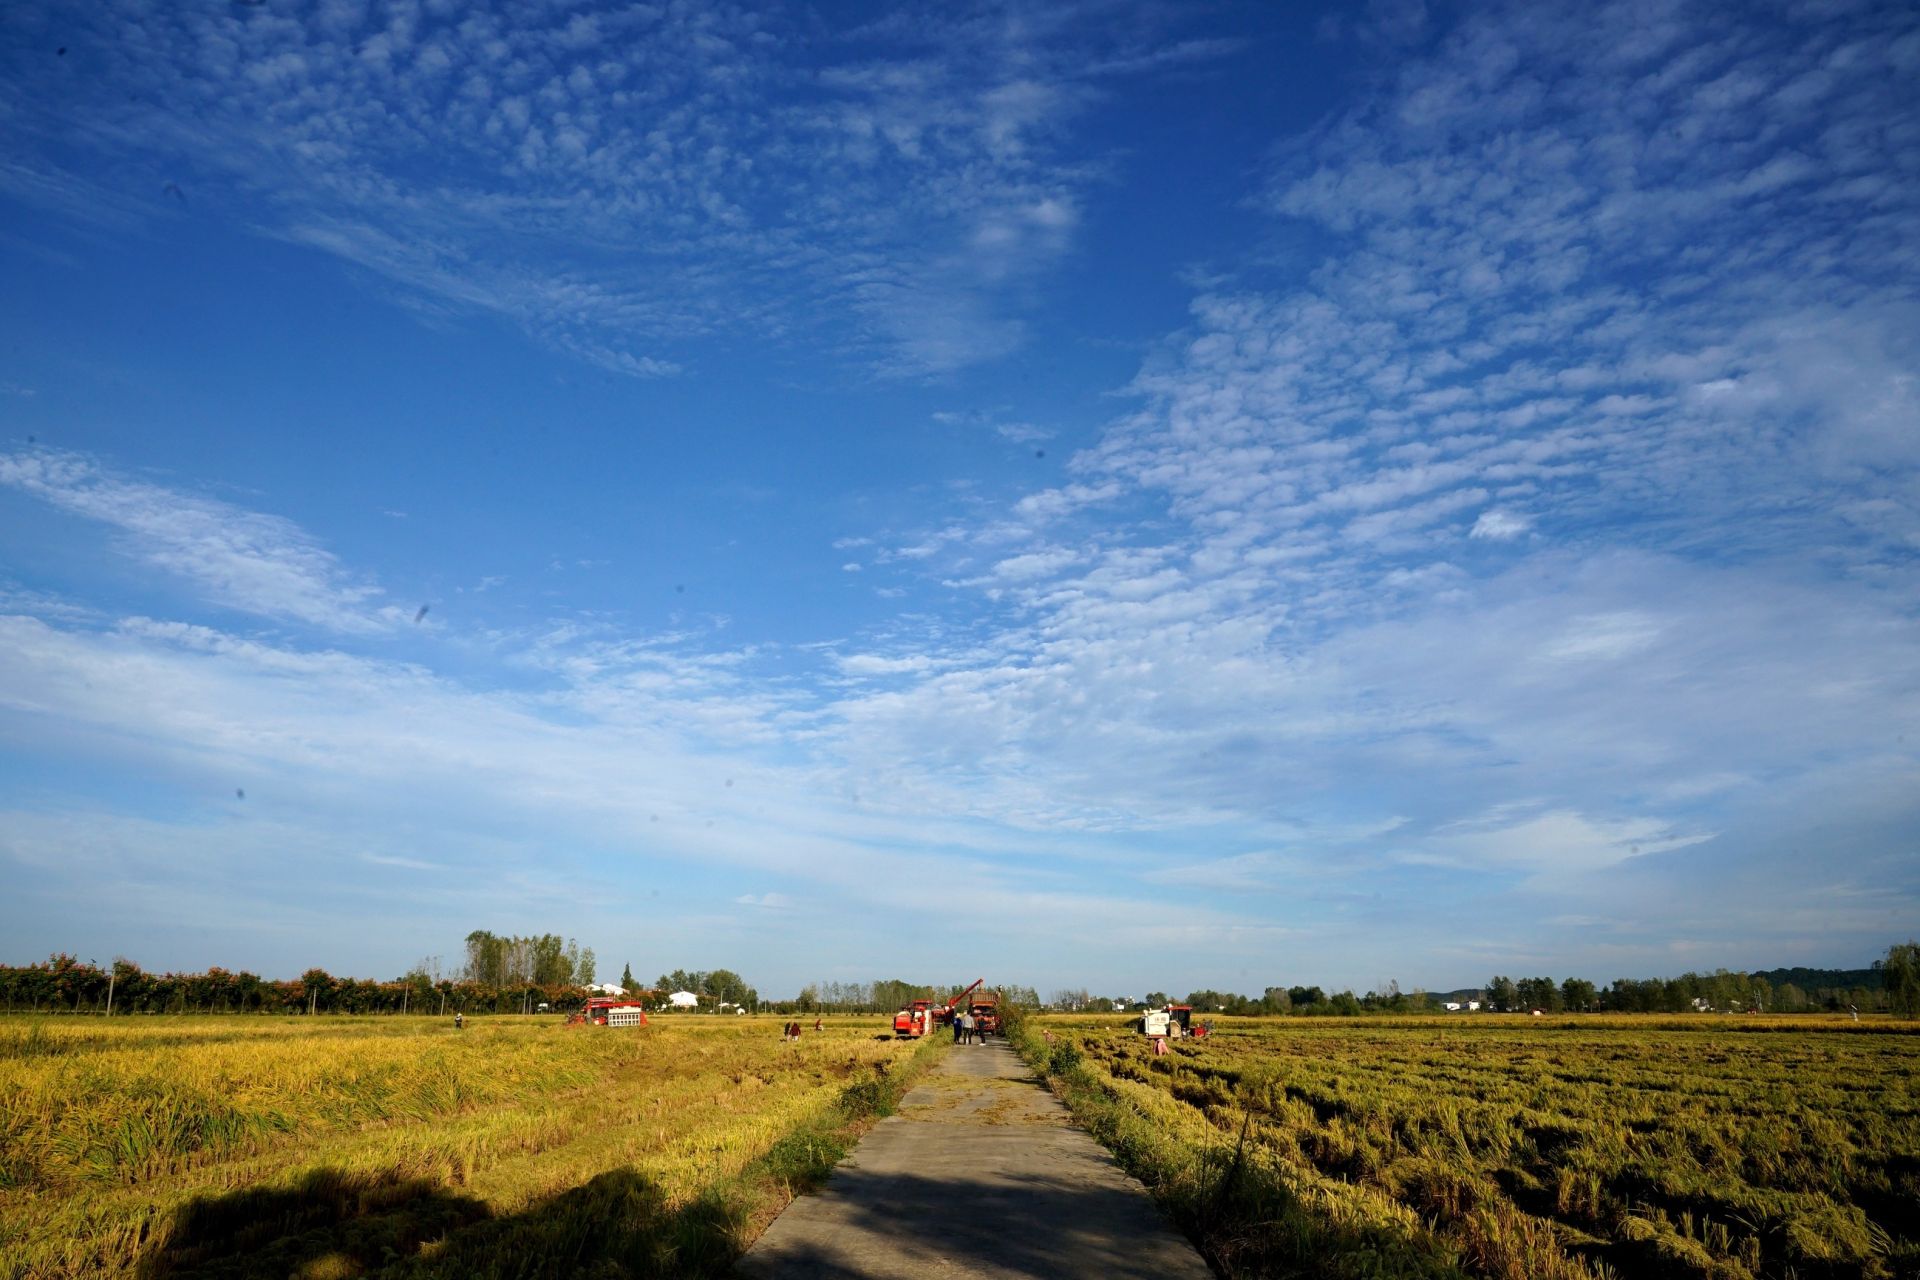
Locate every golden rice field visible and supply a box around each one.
[0,1014,931,1279]
[1017,1014,1920,1280]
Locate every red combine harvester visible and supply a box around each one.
[891,998,934,1038]
[568,997,649,1028]
[895,979,1005,1038]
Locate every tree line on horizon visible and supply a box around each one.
[0,954,577,1016]
[3,929,605,1017]
[1048,943,1920,1018]
[779,979,1043,1015]
[4,943,1912,1019]
[642,967,758,1008]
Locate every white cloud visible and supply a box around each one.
[1141,851,1299,893]
[1412,807,1711,876]
[1470,509,1530,540]
[989,548,1078,582]
[1540,612,1662,663]
[360,852,446,872]
[0,449,399,633]
[0,1,1235,378]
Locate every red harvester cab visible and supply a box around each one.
[569,997,649,1028]
[892,999,932,1038]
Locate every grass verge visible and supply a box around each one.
[1003,1008,1471,1279]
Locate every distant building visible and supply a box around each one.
[668,990,700,1009]
[1444,1002,1462,1012]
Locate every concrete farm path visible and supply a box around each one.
[733,1037,1215,1280]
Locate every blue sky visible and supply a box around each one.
[2,0,1916,998]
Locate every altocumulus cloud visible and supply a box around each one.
[819,0,1920,967]
[0,0,1233,377]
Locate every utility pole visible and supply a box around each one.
[106,961,115,1017]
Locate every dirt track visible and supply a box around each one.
[733,1037,1214,1279]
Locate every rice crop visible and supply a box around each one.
[1013,1013,1920,1280]
[0,1014,932,1278]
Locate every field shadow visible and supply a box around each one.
[732,1164,1211,1280]
[136,1167,488,1279]
[137,1165,746,1279]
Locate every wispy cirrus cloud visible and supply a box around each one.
[0,449,404,633]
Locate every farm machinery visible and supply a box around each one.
[967,989,1003,1036]
[1138,1003,1209,1039]
[568,996,650,1027]
[891,998,935,1038]
[894,978,1001,1038]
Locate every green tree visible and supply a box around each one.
[1882,941,1920,1017]
[702,968,748,1005]
[658,969,702,995]
[464,931,506,988]
[529,935,569,986]
[621,963,637,993]
[300,968,335,1014]
[1487,976,1519,1012]
[1561,978,1597,1011]
[1516,977,1562,1012]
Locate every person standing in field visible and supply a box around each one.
[951,1010,964,1043]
